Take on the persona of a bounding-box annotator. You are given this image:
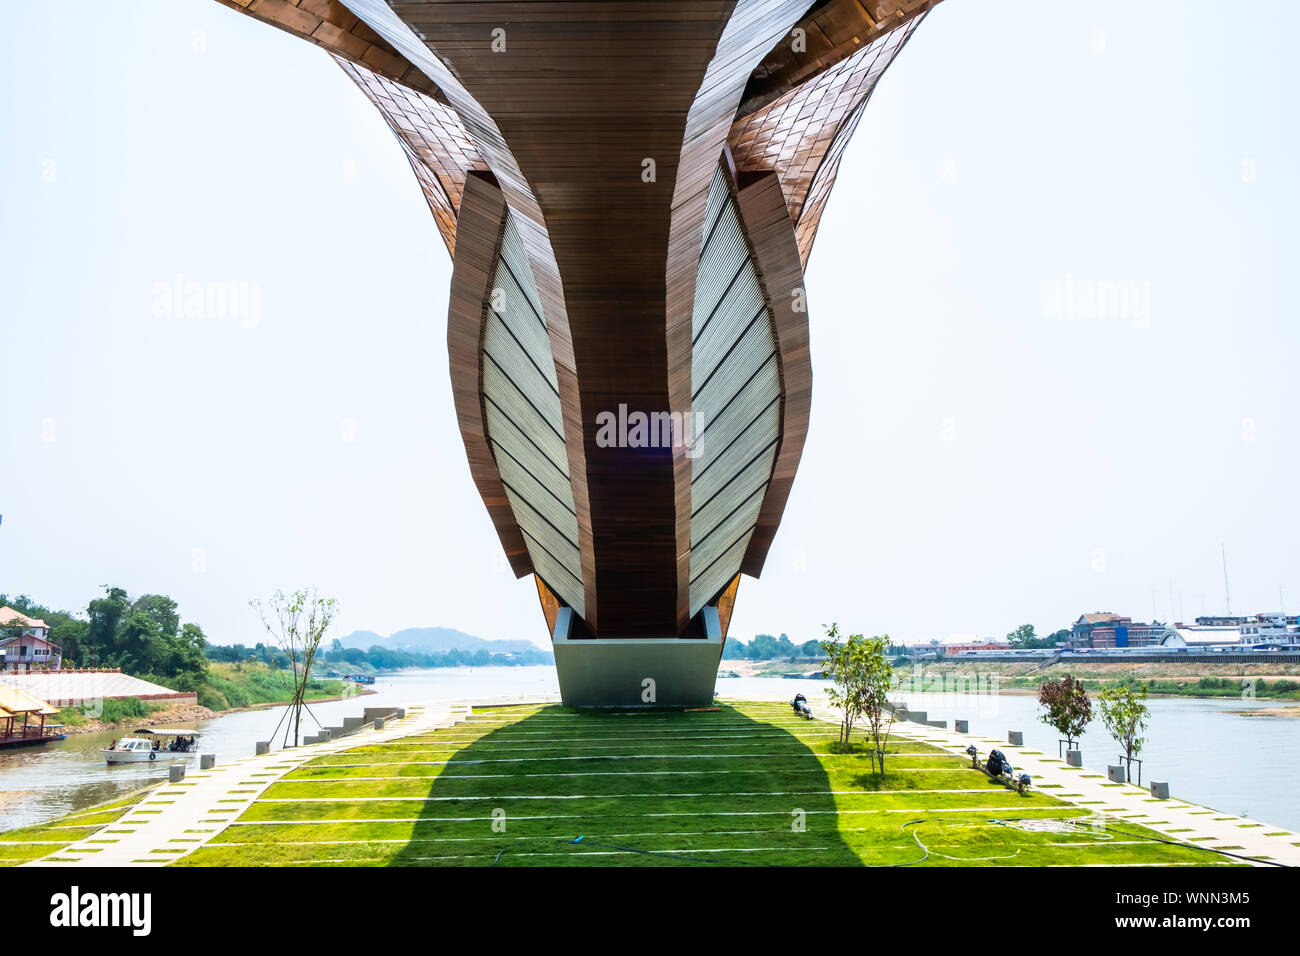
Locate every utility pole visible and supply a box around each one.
[1221,543,1232,615]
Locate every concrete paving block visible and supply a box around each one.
[1066,750,1083,767]
[1007,731,1024,746]
[1108,764,1128,783]
[200,754,216,770]
[255,741,270,755]
[954,720,969,733]
[1150,781,1170,799]
[168,765,186,783]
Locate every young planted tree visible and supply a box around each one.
[1037,674,1092,750]
[251,588,339,747]
[820,623,869,749]
[859,634,898,774]
[1099,682,1150,782]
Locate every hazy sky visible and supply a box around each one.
[2,0,1297,649]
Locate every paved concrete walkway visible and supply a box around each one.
[807,697,1300,867]
[26,701,472,867]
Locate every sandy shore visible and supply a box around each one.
[1230,705,1300,718]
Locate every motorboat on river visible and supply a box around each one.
[102,728,202,764]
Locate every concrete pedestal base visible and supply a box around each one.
[1066,750,1083,767]
[1008,731,1024,746]
[200,753,216,770]
[255,741,270,755]
[168,765,185,783]
[1150,780,1170,799]
[954,720,969,733]
[552,628,723,708]
[1108,764,1127,783]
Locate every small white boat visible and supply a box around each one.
[102,728,202,765]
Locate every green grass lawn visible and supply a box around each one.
[171,702,1229,867]
[0,792,152,866]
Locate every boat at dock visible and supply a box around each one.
[0,683,66,749]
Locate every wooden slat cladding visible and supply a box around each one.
[387,1,744,637]
[666,0,816,633]
[535,575,562,638]
[339,0,599,630]
[447,173,532,578]
[334,56,488,256]
[213,0,440,97]
[715,573,742,641]
[736,0,940,119]
[222,0,938,642]
[728,14,923,264]
[734,170,811,578]
[484,214,587,616]
[688,165,781,617]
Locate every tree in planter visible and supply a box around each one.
[820,623,870,749]
[859,635,898,775]
[1098,682,1150,783]
[251,589,339,748]
[1037,674,1092,750]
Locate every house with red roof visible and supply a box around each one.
[0,607,63,672]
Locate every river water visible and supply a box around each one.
[1,667,1296,835]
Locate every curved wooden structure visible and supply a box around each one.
[217,0,943,704]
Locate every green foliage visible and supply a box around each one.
[1006,623,1064,649]
[2,588,207,689]
[197,662,347,713]
[1037,673,1093,746]
[84,696,158,724]
[820,624,897,769]
[722,633,818,661]
[1098,682,1150,768]
[0,593,90,662]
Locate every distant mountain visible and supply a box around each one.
[338,626,544,656]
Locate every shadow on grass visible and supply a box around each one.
[389,703,861,867]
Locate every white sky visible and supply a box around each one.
[2,0,1297,649]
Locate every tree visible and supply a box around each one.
[251,589,339,747]
[820,623,872,748]
[1006,623,1038,648]
[721,638,747,660]
[1037,674,1093,749]
[86,586,130,665]
[859,634,898,774]
[1099,683,1150,782]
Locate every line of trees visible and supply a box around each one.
[204,639,554,670]
[1,588,209,691]
[722,633,829,661]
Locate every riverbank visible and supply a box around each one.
[729,657,1300,701]
[1232,705,1300,718]
[49,663,364,736]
